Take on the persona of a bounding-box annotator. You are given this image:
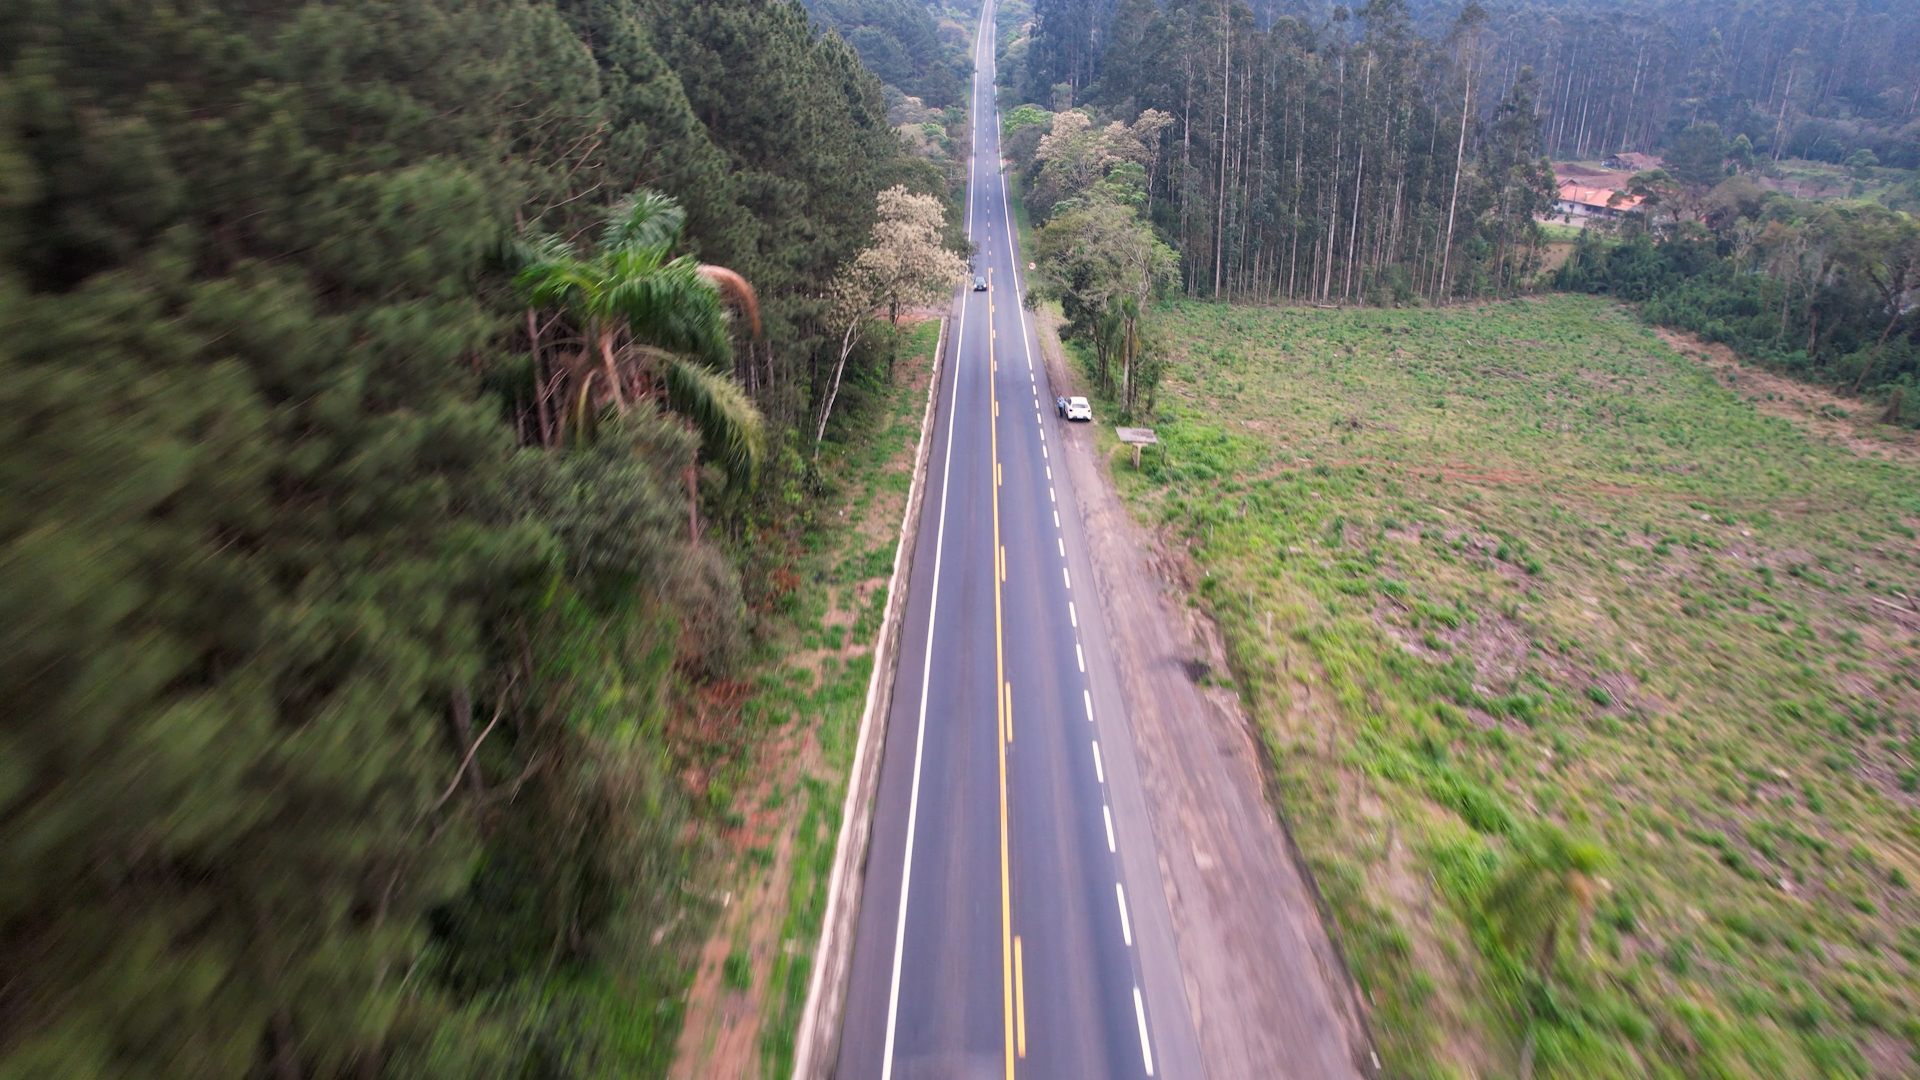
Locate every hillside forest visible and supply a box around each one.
[0,0,969,1076]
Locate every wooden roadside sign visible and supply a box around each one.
[1115,426,1159,469]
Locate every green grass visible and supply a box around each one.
[1099,295,1920,1079]
[1764,158,1910,205]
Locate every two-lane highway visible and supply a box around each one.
[834,4,1198,1077]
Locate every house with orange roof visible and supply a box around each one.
[1554,179,1644,221]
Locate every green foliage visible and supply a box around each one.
[1028,173,1178,417]
[801,0,968,107]
[0,0,912,1075]
[1002,102,1054,139]
[1557,194,1920,423]
[1664,123,1732,188]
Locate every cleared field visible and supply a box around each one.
[1099,296,1920,1079]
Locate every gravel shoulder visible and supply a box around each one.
[1036,310,1376,1080]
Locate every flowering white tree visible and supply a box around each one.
[814,186,967,451]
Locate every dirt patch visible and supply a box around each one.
[1553,161,1625,185]
[1654,328,1920,466]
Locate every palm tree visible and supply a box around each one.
[1482,824,1607,1080]
[513,192,764,540]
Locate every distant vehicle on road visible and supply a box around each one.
[972,274,987,291]
[1063,396,1092,421]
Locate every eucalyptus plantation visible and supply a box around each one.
[1014,0,1557,303]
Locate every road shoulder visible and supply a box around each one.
[1035,309,1377,1080]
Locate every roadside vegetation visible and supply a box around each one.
[0,1,958,1076]
[671,322,939,1080]
[1098,295,1920,1079]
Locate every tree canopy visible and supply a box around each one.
[0,0,925,1075]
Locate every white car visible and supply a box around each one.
[1063,396,1092,421]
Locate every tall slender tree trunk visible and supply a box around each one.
[1345,55,1371,301]
[1325,54,1346,301]
[1215,2,1231,298]
[1624,41,1645,151]
[1773,62,1798,161]
[1439,61,1473,304]
[1183,50,1195,293]
[814,319,862,455]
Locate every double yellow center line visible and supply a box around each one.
[988,272,1025,1075]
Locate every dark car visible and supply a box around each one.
[972,275,987,291]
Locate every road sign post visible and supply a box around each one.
[1116,426,1159,469]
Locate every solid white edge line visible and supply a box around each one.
[1116,882,1133,945]
[1134,987,1156,1076]
[1092,740,1104,783]
[879,153,975,1080]
[1103,804,1116,852]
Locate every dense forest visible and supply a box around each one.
[0,0,947,1076]
[1025,0,1920,167]
[1403,0,1920,168]
[802,0,975,106]
[1008,0,1558,304]
[1009,0,1920,300]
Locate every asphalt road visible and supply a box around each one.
[833,6,1202,1078]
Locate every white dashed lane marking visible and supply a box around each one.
[1134,988,1156,1076]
